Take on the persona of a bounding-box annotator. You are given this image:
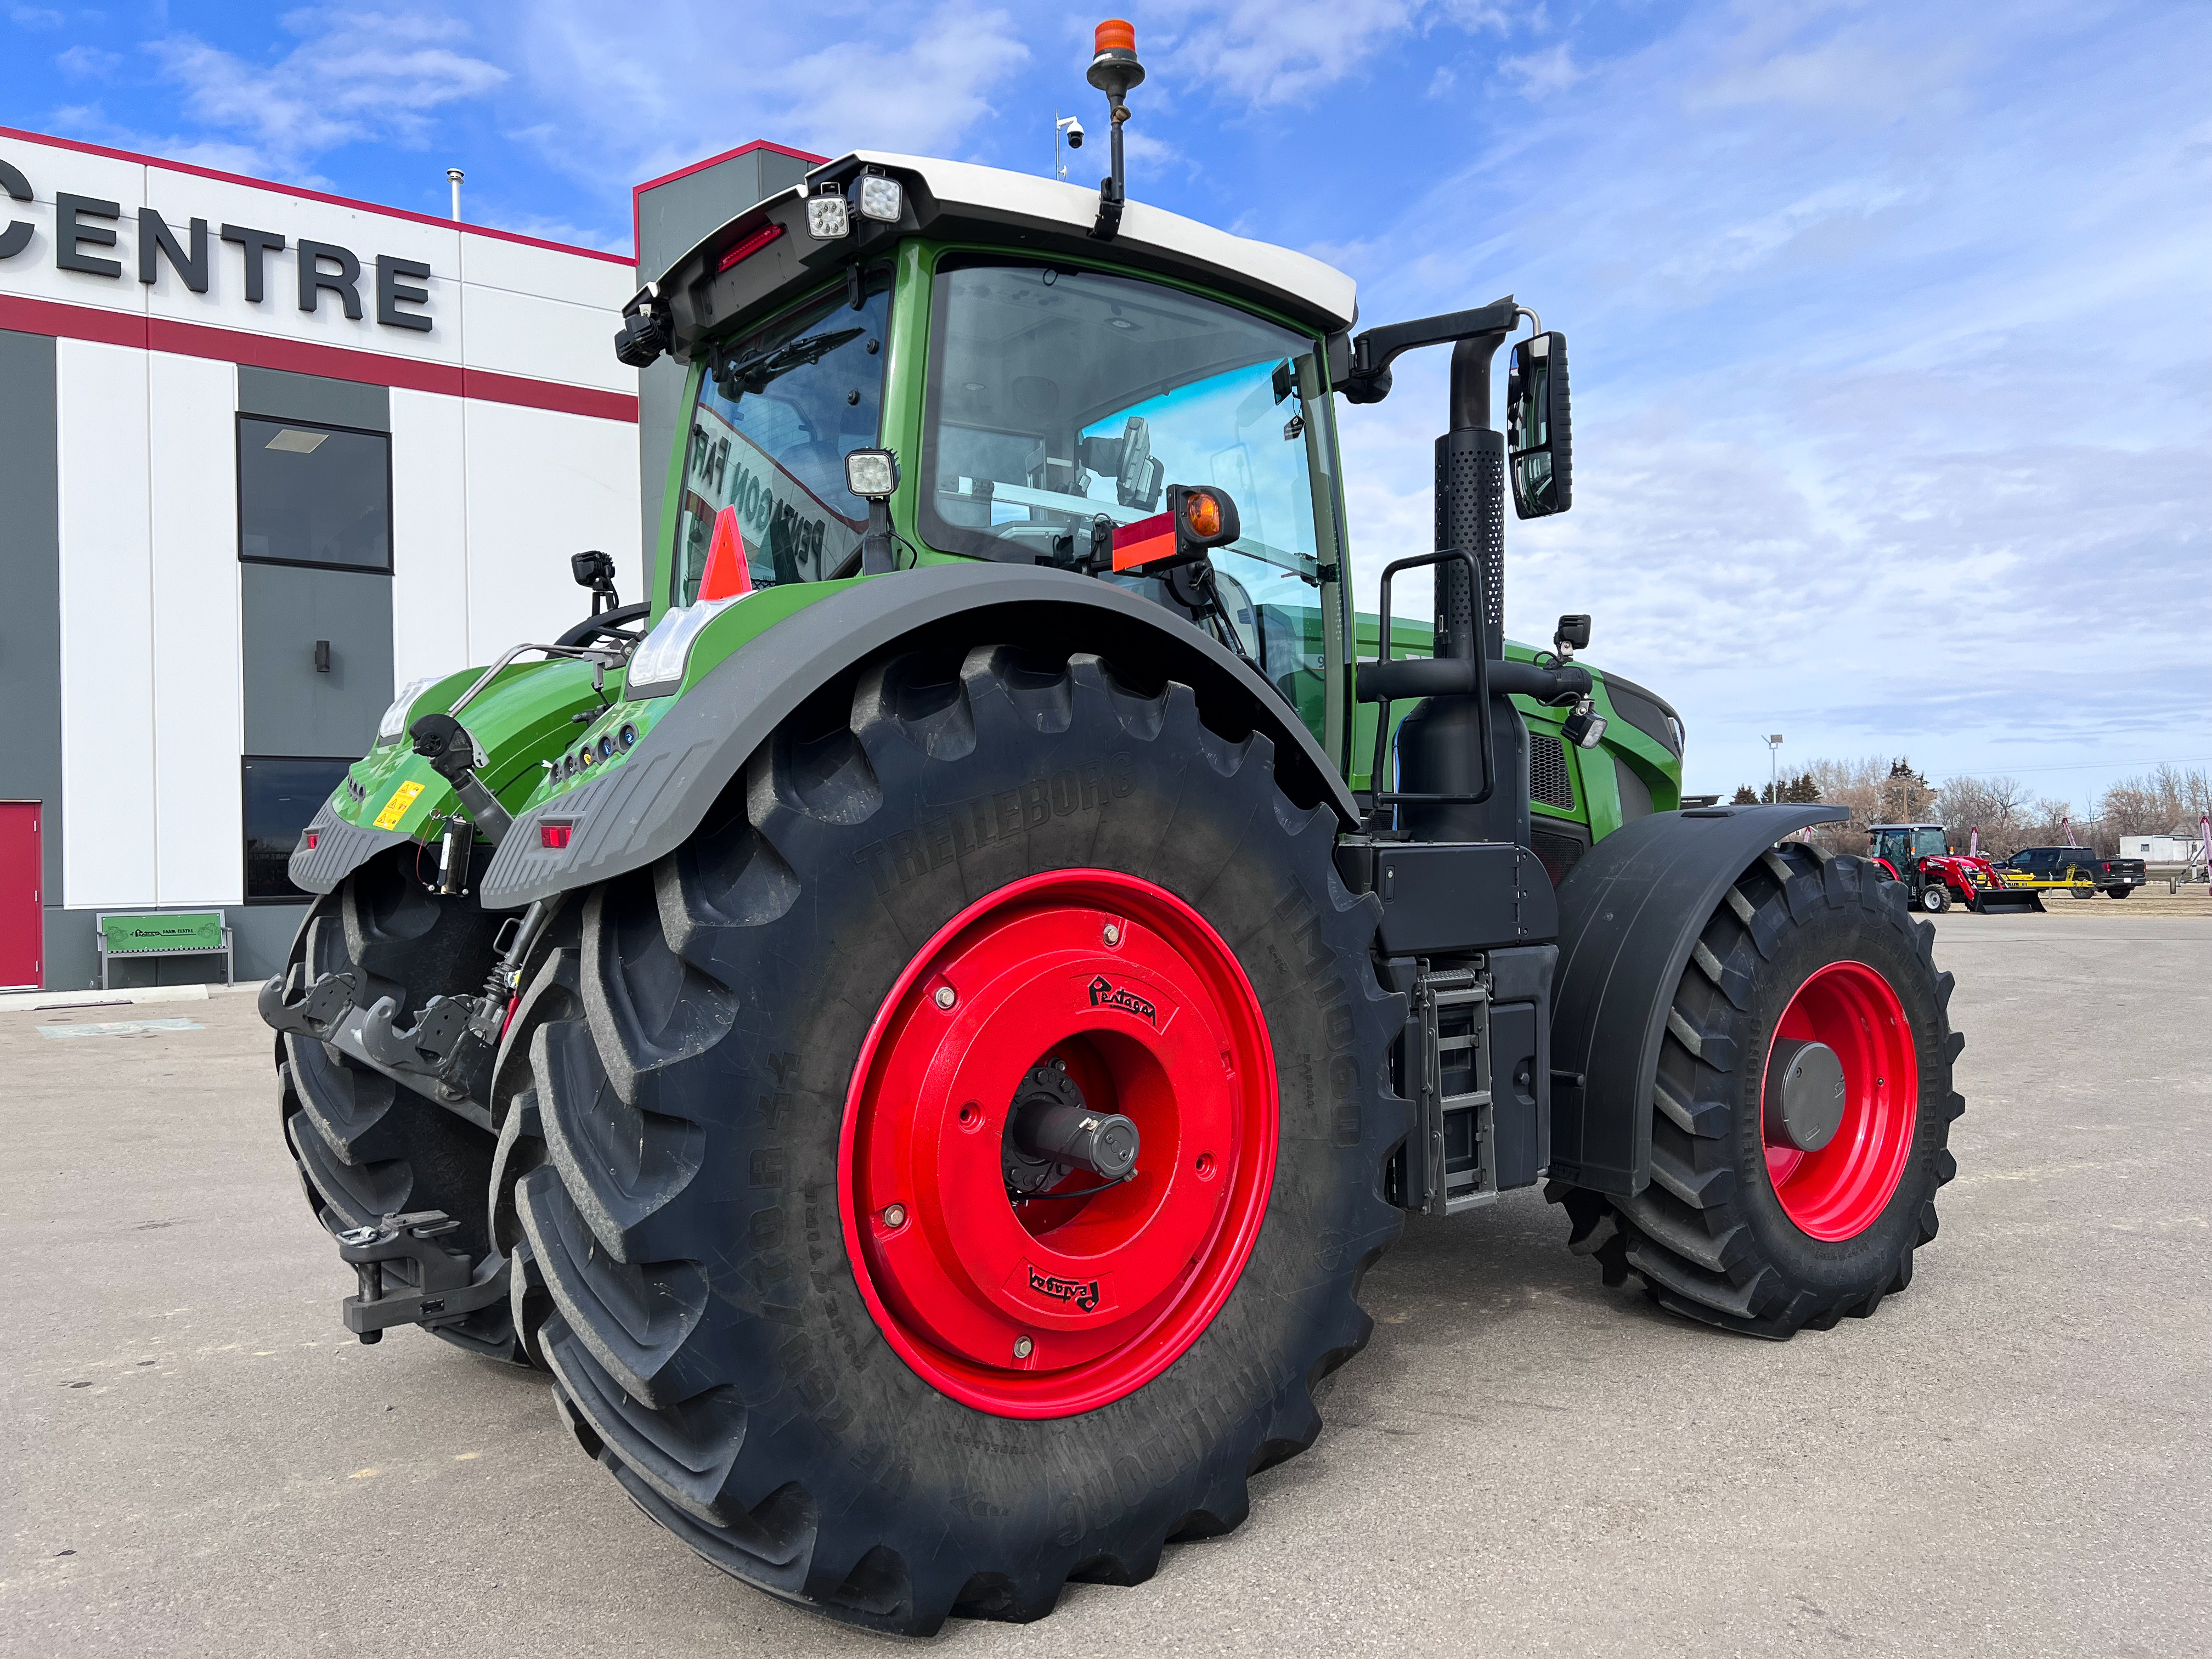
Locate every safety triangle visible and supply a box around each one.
[697,504,753,601]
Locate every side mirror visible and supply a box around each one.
[1508,331,1572,518]
[1110,484,1240,574]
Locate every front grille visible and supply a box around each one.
[1531,731,1575,810]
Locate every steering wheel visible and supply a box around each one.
[556,601,651,649]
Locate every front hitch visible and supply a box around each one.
[335,1209,510,1343]
[259,967,357,1040]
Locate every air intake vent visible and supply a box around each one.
[1531,731,1575,810]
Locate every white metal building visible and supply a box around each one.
[0,124,641,990]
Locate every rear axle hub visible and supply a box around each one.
[1763,1037,1846,1152]
[840,868,1276,1418]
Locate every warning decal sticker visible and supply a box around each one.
[373,780,425,830]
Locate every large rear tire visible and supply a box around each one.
[276,850,523,1362]
[1549,845,1961,1338]
[495,646,1403,1633]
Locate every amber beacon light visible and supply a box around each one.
[1085,19,1146,239]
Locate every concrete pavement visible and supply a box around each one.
[4,915,2206,1657]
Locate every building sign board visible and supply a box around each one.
[2,153,433,332]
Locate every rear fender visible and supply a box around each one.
[1546,804,1846,1196]
[479,563,1359,910]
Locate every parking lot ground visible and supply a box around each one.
[4,914,2207,1658]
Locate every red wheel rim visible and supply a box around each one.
[1762,961,1918,1240]
[839,870,1277,1419]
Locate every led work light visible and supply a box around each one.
[845,448,900,500]
[856,173,904,223]
[805,184,850,239]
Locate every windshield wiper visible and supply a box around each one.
[715,325,866,398]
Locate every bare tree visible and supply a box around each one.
[2099,765,2212,839]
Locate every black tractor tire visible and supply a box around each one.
[493,645,1403,1634]
[1920,883,1948,913]
[1548,844,1962,1339]
[276,849,523,1362]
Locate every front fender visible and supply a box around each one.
[1546,804,1846,1196]
[479,562,1360,910]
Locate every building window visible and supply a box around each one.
[243,756,354,902]
[237,416,392,572]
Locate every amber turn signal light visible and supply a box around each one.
[1182,489,1224,541]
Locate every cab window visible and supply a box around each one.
[919,255,1338,718]
[672,278,891,603]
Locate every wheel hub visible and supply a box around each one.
[1003,1060,1142,1193]
[1763,1038,1846,1151]
[1761,961,1919,1240]
[840,870,1277,1418]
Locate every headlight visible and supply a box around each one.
[376,676,439,744]
[805,188,850,239]
[625,597,737,697]
[856,174,904,223]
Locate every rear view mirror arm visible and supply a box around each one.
[1339,296,1518,404]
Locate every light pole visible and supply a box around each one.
[1766,733,1784,803]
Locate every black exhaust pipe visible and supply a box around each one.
[1397,326,1529,850]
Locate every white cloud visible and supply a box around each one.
[55,42,118,76]
[145,11,507,173]
[10,5,64,28]
[1498,42,1578,97]
[500,0,1029,207]
[1322,3,2212,800]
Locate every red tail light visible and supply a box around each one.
[540,822,573,850]
[304,831,319,850]
[715,222,784,273]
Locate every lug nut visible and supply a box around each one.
[883,1204,907,1228]
[1013,1335,1034,1359]
[934,985,956,1009]
[1102,923,1121,945]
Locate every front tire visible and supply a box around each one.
[1920,884,1949,913]
[1550,845,1961,1338]
[497,646,1403,1633]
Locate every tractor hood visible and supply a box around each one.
[640,150,1360,363]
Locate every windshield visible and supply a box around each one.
[921,256,1340,718]
[672,279,890,603]
[1912,828,1948,858]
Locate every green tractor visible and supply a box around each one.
[261,22,1963,1635]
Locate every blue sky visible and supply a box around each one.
[5,1,2207,806]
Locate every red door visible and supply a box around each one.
[0,801,42,989]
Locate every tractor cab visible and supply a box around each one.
[1867,823,1949,872]
[627,141,1367,757]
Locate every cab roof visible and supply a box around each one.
[823,152,1359,332]
[649,150,1361,354]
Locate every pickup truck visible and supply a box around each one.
[1997,846,2148,898]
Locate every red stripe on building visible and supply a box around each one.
[0,292,638,424]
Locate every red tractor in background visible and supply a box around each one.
[1867,823,2045,913]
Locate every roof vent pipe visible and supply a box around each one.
[447,168,464,222]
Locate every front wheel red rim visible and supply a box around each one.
[1762,961,1918,1240]
[839,870,1278,1419]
